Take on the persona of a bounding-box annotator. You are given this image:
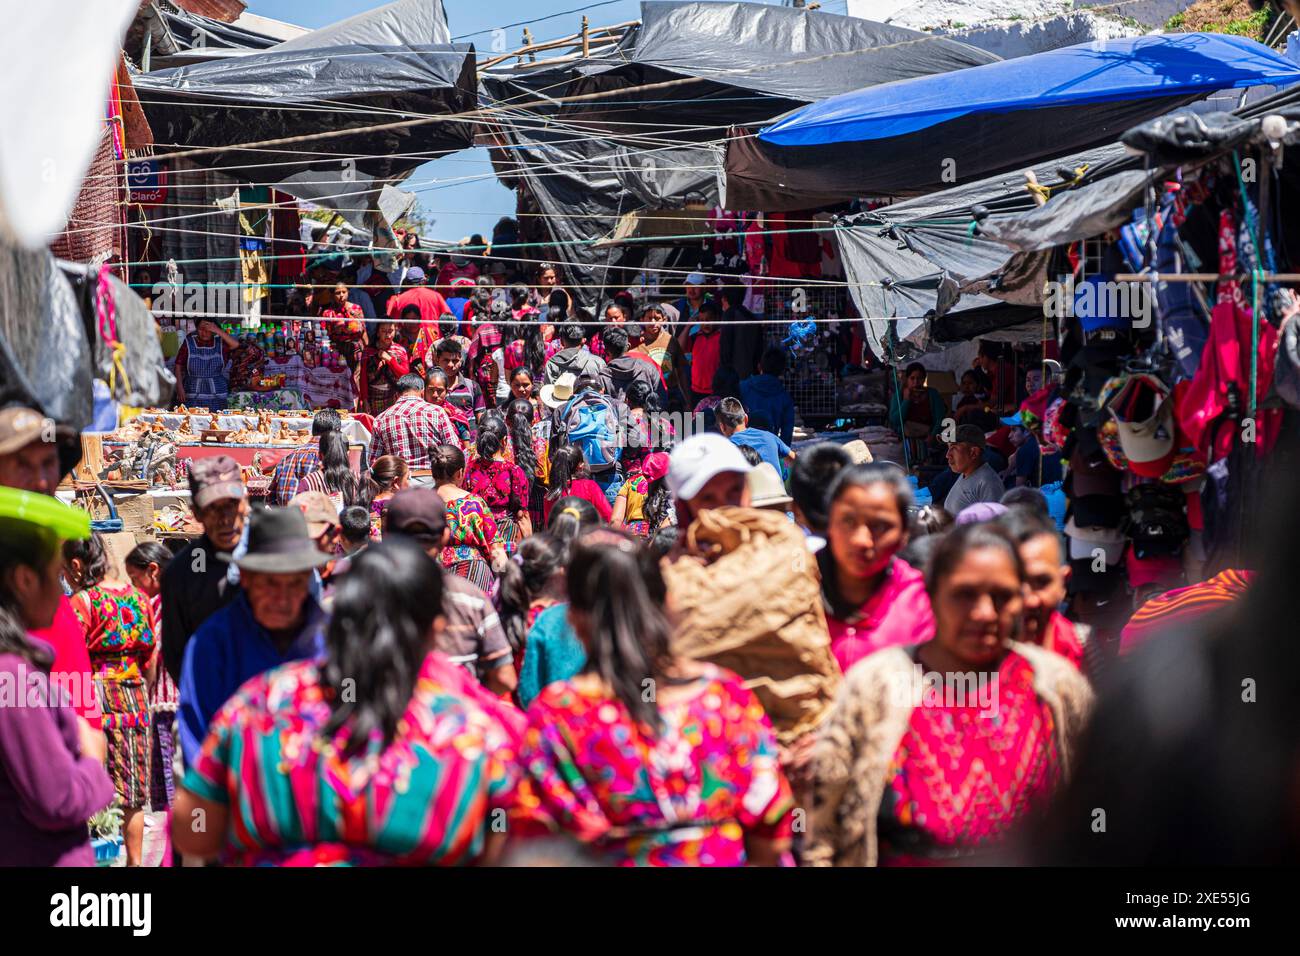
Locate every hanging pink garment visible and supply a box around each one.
[1177,209,1280,462]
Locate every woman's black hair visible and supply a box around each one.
[425,366,449,388]
[648,525,679,560]
[63,533,109,591]
[367,455,408,502]
[505,399,539,480]
[924,521,1024,601]
[125,540,171,571]
[826,462,913,523]
[0,520,62,667]
[546,443,588,502]
[318,430,366,507]
[735,443,764,468]
[318,539,444,759]
[547,495,601,546]
[430,443,466,485]
[905,362,927,378]
[624,379,658,413]
[509,283,531,309]
[521,319,547,373]
[818,463,915,617]
[568,530,671,733]
[509,366,535,389]
[475,412,508,462]
[790,442,852,534]
[645,476,674,536]
[495,533,568,652]
[898,533,945,577]
[910,503,954,538]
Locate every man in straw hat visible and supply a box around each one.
[176,507,330,767]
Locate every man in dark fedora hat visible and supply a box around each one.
[176,507,331,767]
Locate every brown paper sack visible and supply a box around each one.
[662,507,842,744]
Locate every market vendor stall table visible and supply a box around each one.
[105,440,364,471]
[136,412,371,446]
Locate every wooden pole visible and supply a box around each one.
[582,16,590,57]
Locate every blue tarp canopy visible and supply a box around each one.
[760,33,1300,147]
[724,32,1300,209]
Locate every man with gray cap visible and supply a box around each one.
[383,487,517,696]
[0,405,77,495]
[160,455,249,682]
[177,506,330,766]
[944,424,1006,517]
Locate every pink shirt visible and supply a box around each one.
[827,559,935,674]
[543,479,613,525]
[29,597,101,727]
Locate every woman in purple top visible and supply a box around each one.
[0,494,115,866]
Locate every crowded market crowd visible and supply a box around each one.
[0,235,1265,869]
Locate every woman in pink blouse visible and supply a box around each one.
[542,443,612,525]
[817,463,935,674]
[463,414,532,554]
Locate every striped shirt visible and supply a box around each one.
[1120,569,1253,654]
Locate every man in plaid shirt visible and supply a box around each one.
[370,373,459,470]
[270,409,341,505]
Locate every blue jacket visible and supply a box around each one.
[177,591,326,767]
[740,374,796,446]
[517,604,585,710]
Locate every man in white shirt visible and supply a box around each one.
[944,424,1006,516]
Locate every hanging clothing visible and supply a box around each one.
[271,192,306,282]
[1177,209,1281,463]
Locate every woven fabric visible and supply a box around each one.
[50,126,121,263]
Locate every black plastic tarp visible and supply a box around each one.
[136,0,476,193]
[834,145,1132,359]
[0,247,94,441]
[482,1,996,305]
[155,8,283,53]
[977,168,1159,253]
[560,1,997,129]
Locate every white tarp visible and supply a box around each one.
[0,0,138,249]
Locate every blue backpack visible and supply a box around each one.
[558,391,623,474]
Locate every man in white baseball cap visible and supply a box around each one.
[667,432,753,522]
